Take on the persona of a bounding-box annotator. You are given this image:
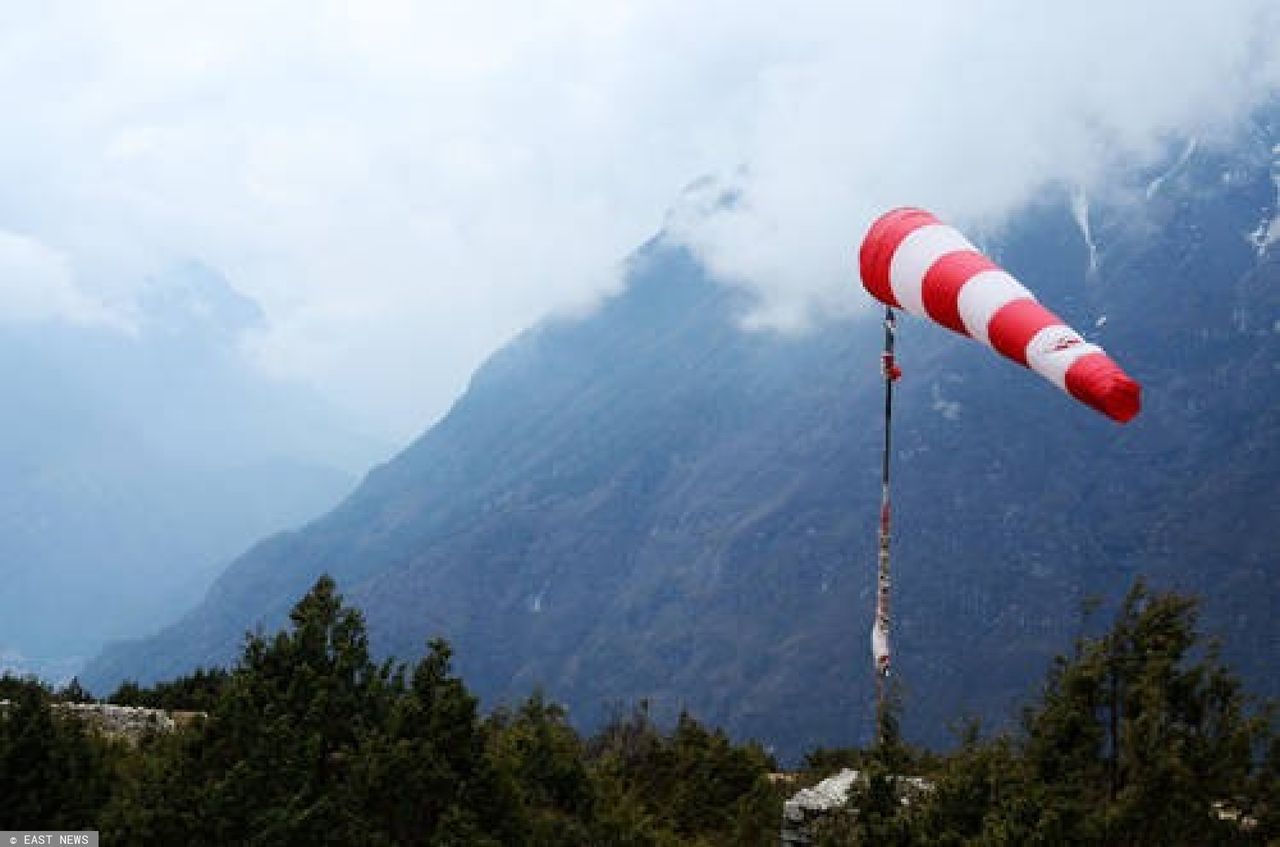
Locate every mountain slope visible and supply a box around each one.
[85,119,1280,757]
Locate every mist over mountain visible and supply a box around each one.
[84,112,1280,757]
[0,262,387,680]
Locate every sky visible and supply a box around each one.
[2,1,1279,442]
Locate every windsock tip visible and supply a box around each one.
[1065,353,1142,423]
[1101,374,1141,423]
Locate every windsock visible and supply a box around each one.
[859,208,1140,422]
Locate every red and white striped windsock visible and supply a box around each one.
[859,208,1141,422]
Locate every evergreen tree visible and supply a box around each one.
[1019,581,1267,844]
[109,668,229,711]
[586,703,779,845]
[0,680,118,830]
[0,673,49,701]
[902,580,1276,845]
[56,677,93,703]
[351,638,522,845]
[105,576,391,843]
[912,725,1030,846]
[488,689,594,844]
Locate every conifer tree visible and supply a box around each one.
[350,637,522,845]
[911,580,1275,845]
[0,681,116,830]
[105,576,389,843]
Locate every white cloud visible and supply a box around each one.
[0,230,123,328]
[670,1,1280,330]
[0,2,1277,438]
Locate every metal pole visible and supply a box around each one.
[873,306,898,742]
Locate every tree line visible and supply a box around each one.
[0,576,1276,844]
[1,576,780,844]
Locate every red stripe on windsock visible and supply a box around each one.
[921,251,999,336]
[986,299,1060,366]
[858,207,938,308]
[1065,352,1142,422]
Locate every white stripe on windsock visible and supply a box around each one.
[956,269,1035,345]
[888,224,974,319]
[1025,325,1101,389]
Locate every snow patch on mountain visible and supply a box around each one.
[529,580,551,614]
[1070,188,1100,277]
[931,383,961,421]
[1147,138,1198,199]
[1247,144,1280,255]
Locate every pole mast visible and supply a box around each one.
[873,306,899,742]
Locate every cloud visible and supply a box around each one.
[0,230,124,328]
[0,2,1277,438]
[669,1,1280,330]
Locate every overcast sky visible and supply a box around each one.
[2,1,1278,441]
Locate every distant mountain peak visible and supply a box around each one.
[137,261,265,343]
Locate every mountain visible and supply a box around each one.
[83,114,1280,758]
[0,262,387,680]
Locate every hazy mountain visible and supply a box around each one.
[0,262,388,680]
[84,113,1280,758]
